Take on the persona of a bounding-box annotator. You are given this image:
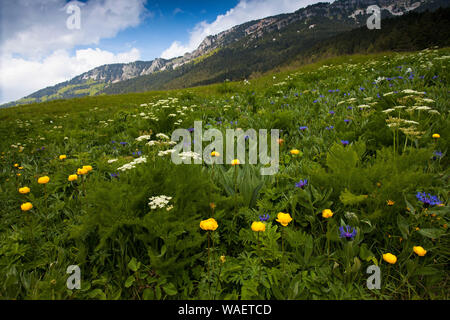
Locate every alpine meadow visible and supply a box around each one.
[0,0,449,301]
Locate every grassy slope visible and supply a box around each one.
[0,48,449,299]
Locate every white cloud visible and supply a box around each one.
[161,0,322,59]
[0,47,140,104]
[1,0,147,59]
[0,0,147,103]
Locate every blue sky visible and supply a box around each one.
[0,0,325,103]
[73,0,241,61]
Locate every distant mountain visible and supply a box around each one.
[2,0,449,108]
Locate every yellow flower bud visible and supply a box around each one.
[251,221,266,232]
[322,209,333,218]
[77,168,88,175]
[432,133,440,139]
[18,187,30,194]
[38,176,50,184]
[276,212,293,227]
[231,159,240,166]
[413,246,427,256]
[59,155,67,160]
[290,149,300,155]
[200,218,218,231]
[383,253,397,264]
[21,202,33,211]
[68,174,78,182]
[82,165,93,172]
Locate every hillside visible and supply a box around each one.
[0,48,449,299]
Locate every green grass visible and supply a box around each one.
[0,48,449,300]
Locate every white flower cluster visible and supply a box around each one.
[117,156,147,171]
[158,149,176,156]
[135,135,151,142]
[148,195,173,211]
[156,133,169,140]
[179,151,202,161]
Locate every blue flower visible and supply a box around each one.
[295,179,308,189]
[299,126,308,131]
[432,151,443,160]
[119,142,127,146]
[416,192,442,207]
[110,173,119,179]
[325,126,334,130]
[341,140,349,146]
[329,110,335,115]
[339,225,357,240]
[344,119,351,123]
[259,214,270,222]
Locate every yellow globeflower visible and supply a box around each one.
[387,200,395,206]
[231,159,240,166]
[82,165,93,172]
[413,246,427,256]
[276,212,293,227]
[322,209,333,218]
[220,255,226,263]
[200,218,218,231]
[432,133,440,139]
[18,166,23,170]
[59,155,67,160]
[14,163,19,167]
[38,176,50,184]
[251,221,266,232]
[211,151,220,157]
[21,202,33,211]
[19,187,30,194]
[68,174,78,182]
[290,149,300,155]
[77,168,88,175]
[382,253,397,264]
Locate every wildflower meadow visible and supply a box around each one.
[0,49,448,300]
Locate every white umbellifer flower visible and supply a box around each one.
[158,149,176,156]
[402,89,425,95]
[382,108,395,113]
[135,135,151,142]
[383,92,394,96]
[415,106,431,111]
[156,133,169,140]
[147,140,158,146]
[107,159,118,163]
[168,114,176,117]
[403,120,419,125]
[148,195,173,210]
[405,68,413,73]
[179,151,202,161]
[428,110,440,115]
[374,76,385,84]
[357,104,371,109]
[394,105,406,109]
[117,156,147,171]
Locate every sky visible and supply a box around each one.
[0,0,328,104]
